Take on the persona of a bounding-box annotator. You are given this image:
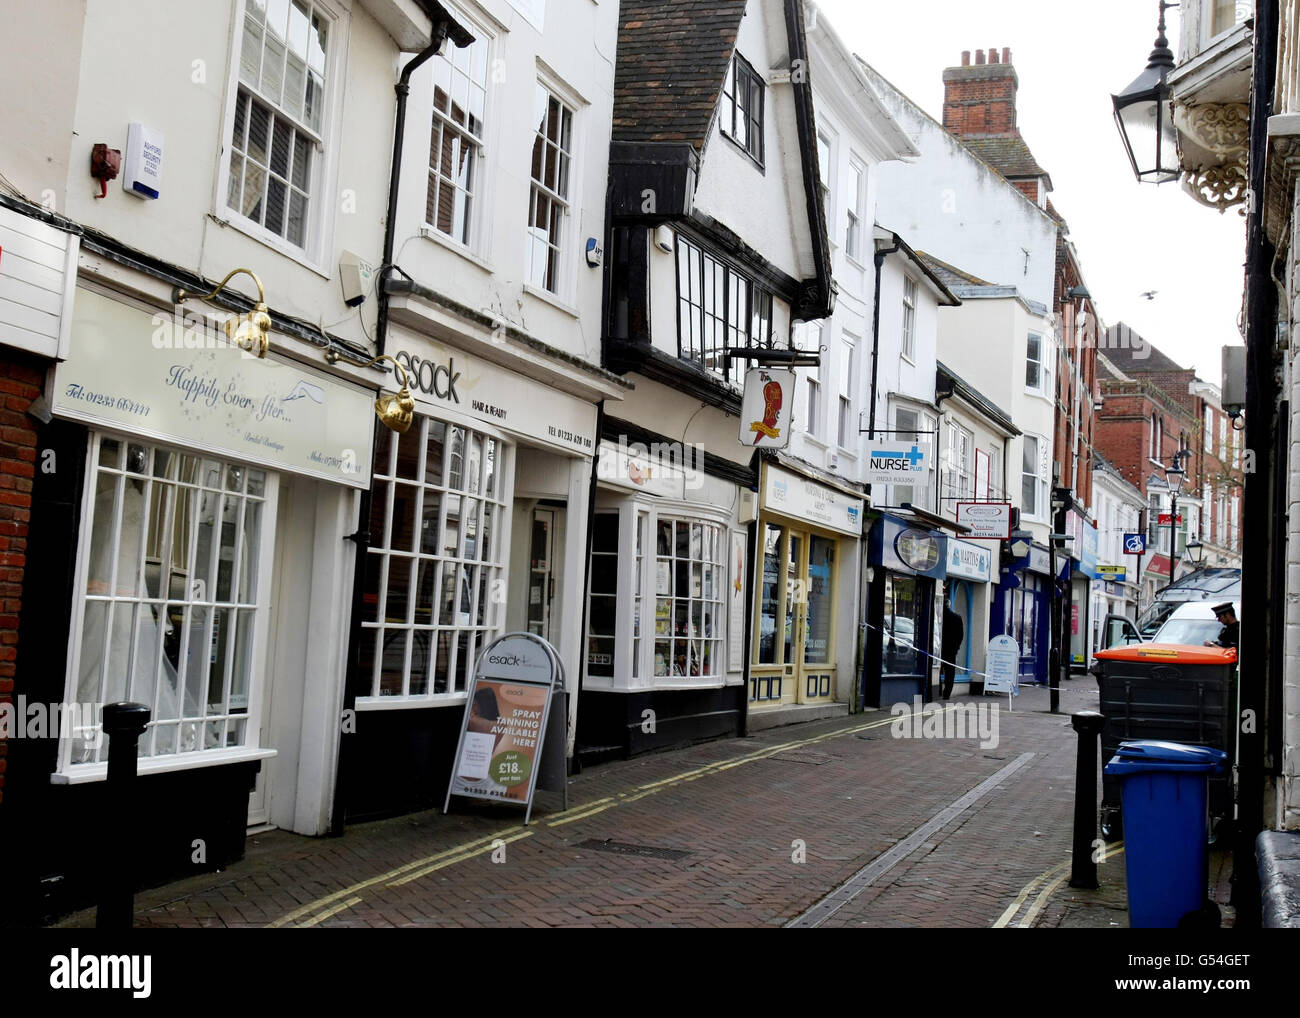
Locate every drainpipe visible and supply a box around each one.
[331,18,462,836]
[868,234,903,454]
[376,22,458,356]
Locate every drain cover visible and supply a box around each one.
[775,750,835,765]
[576,839,692,861]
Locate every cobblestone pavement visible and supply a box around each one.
[57,683,1111,929]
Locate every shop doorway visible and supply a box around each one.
[527,507,560,643]
[751,523,837,707]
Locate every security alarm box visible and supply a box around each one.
[123,123,163,199]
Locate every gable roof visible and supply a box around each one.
[611,0,749,150]
[915,251,996,289]
[1104,323,1190,376]
[958,135,1053,190]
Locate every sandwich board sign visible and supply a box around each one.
[444,632,568,823]
[984,635,1020,708]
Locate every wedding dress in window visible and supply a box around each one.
[74,473,208,761]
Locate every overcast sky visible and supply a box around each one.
[814,0,1247,383]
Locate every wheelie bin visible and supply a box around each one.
[1090,643,1236,840]
[1104,740,1227,928]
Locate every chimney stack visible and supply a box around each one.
[961,50,970,66]
[943,47,1020,138]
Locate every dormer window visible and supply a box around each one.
[720,53,764,166]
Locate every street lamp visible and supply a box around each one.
[1185,538,1205,566]
[1167,458,1185,579]
[1112,1,1181,185]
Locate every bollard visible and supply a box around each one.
[95,701,151,929]
[1069,710,1105,889]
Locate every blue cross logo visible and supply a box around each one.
[903,444,924,467]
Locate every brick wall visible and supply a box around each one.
[0,352,41,806]
[942,50,1017,136]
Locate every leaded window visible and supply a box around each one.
[675,234,775,383]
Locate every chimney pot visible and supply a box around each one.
[990,49,999,64]
[961,50,970,66]
[1003,47,1011,64]
[975,49,985,65]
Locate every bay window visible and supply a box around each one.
[586,501,734,686]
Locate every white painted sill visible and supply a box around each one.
[523,282,580,319]
[419,224,495,274]
[51,746,277,785]
[355,694,467,710]
[210,211,331,280]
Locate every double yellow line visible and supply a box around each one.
[993,841,1125,928]
[270,707,945,927]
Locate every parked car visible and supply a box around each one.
[1151,600,1241,648]
[1134,566,1241,638]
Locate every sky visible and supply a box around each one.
[814,0,1247,383]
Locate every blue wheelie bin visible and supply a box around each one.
[1104,740,1228,928]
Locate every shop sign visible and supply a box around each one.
[1123,533,1146,555]
[869,512,947,579]
[946,540,992,582]
[53,288,373,487]
[1079,517,1099,578]
[864,439,928,485]
[984,635,1020,696]
[1097,564,1127,583]
[739,368,795,449]
[595,438,695,498]
[956,501,1011,539]
[764,463,864,537]
[446,633,564,824]
[392,334,596,457]
[1027,545,1051,574]
[895,529,941,572]
[1156,512,1183,526]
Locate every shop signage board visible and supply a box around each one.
[1079,517,1099,578]
[1156,512,1183,526]
[864,439,929,485]
[1123,533,1146,555]
[1097,564,1127,582]
[445,632,567,823]
[955,501,1012,539]
[984,635,1020,704]
[53,288,373,487]
[594,438,691,499]
[728,531,747,671]
[946,540,992,582]
[391,334,596,458]
[739,368,795,449]
[764,463,864,537]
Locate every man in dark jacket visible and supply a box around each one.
[1206,602,1239,650]
[940,601,965,700]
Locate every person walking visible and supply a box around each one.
[940,599,965,700]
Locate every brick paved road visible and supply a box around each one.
[56,683,1104,929]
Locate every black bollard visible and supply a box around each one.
[95,702,151,929]
[1069,710,1105,889]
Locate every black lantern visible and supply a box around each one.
[1112,2,1181,184]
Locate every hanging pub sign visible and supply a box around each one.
[740,367,794,449]
[445,632,567,823]
[956,501,1012,540]
[864,439,928,485]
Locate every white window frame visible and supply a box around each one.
[720,51,765,165]
[891,406,935,509]
[901,277,917,362]
[1025,331,1047,394]
[845,158,866,263]
[357,413,514,708]
[56,432,279,780]
[837,334,857,450]
[524,68,585,306]
[215,0,347,274]
[817,129,834,210]
[424,7,494,254]
[1021,433,1047,521]
[587,498,733,691]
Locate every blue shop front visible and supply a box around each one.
[993,543,1051,685]
[862,512,947,708]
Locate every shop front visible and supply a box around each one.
[863,512,948,708]
[341,321,610,819]
[750,460,864,713]
[944,539,994,690]
[993,544,1051,685]
[12,284,377,917]
[577,431,751,757]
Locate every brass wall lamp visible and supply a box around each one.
[173,268,273,358]
[326,350,415,434]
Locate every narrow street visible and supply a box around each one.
[58,686,1101,929]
